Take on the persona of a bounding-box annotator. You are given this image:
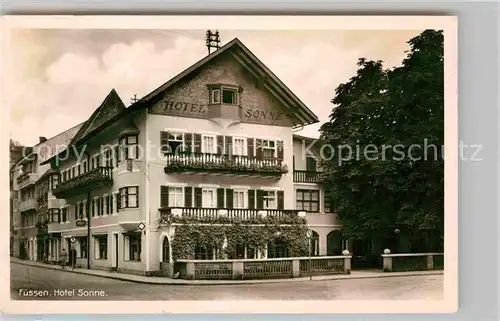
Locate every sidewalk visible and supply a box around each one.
[11,257,443,285]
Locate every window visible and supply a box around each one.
[222,89,237,105]
[49,209,60,223]
[263,191,277,209]
[82,160,88,173]
[202,189,216,208]
[78,202,84,219]
[306,156,317,172]
[324,192,333,213]
[119,136,139,161]
[233,137,247,156]
[95,236,108,260]
[168,187,183,207]
[119,186,139,208]
[49,175,59,190]
[111,193,116,214]
[233,190,246,209]
[167,133,183,154]
[233,244,256,259]
[210,89,221,104]
[78,237,88,258]
[60,207,68,223]
[296,189,319,212]
[202,135,216,154]
[262,140,276,159]
[267,241,289,258]
[104,148,113,167]
[127,234,141,262]
[195,244,213,260]
[102,195,108,215]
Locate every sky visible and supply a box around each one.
[7,29,422,146]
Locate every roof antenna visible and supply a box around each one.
[130,94,139,104]
[206,30,221,55]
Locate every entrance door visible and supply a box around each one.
[112,233,118,270]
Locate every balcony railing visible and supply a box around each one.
[293,170,322,183]
[18,198,38,212]
[52,166,113,198]
[164,153,288,178]
[159,207,304,223]
[17,173,39,189]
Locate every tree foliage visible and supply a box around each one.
[320,30,444,252]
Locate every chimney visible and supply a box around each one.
[39,136,47,143]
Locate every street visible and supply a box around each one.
[11,263,443,300]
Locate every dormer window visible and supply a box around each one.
[222,89,237,105]
[211,89,221,104]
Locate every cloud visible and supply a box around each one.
[8,30,417,145]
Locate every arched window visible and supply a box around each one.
[326,230,342,256]
[162,237,170,262]
[310,230,320,256]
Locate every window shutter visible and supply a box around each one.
[217,188,225,208]
[160,131,169,154]
[225,136,232,155]
[216,135,224,155]
[91,200,95,217]
[194,134,202,154]
[116,193,120,212]
[247,138,255,158]
[277,140,284,160]
[114,145,119,166]
[194,188,202,207]
[107,195,111,214]
[256,190,265,209]
[74,204,78,220]
[277,191,284,210]
[100,197,104,216]
[110,195,114,214]
[248,189,256,210]
[184,133,193,154]
[226,189,234,209]
[160,186,169,208]
[256,139,263,160]
[184,187,193,208]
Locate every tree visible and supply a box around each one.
[320,30,444,253]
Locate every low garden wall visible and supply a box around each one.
[381,251,444,272]
[175,255,352,280]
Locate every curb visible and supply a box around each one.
[11,260,444,286]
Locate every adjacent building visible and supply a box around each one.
[11,38,343,276]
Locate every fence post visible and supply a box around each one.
[292,259,300,278]
[186,261,195,279]
[232,261,244,279]
[383,249,392,272]
[342,250,351,274]
[426,254,434,270]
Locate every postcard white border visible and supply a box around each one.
[0,15,458,314]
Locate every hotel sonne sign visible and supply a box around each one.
[151,99,290,125]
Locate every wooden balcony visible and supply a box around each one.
[293,170,322,183]
[18,198,38,212]
[52,166,113,199]
[164,153,288,179]
[159,207,304,223]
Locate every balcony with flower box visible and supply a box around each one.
[158,207,305,224]
[164,153,288,179]
[52,166,114,198]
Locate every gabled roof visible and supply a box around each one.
[70,89,126,146]
[132,38,319,127]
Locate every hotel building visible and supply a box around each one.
[11,38,343,276]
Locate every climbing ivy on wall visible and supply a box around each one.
[170,218,309,261]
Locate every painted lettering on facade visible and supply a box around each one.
[153,99,287,124]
